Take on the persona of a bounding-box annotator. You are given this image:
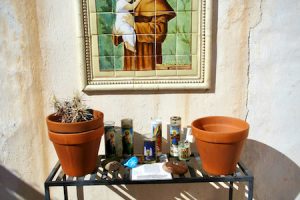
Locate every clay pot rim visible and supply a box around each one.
[47,110,103,125]
[49,125,104,136]
[192,116,249,134]
[46,110,104,133]
[49,126,104,145]
[192,116,249,143]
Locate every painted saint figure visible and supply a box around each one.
[113,0,176,70]
[114,0,142,52]
[105,132,116,156]
[122,130,133,155]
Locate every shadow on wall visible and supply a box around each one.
[0,165,44,200]
[241,139,300,200]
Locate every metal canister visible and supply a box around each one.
[169,116,181,157]
[121,118,134,157]
[144,134,156,163]
[104,121,117,158]
[151,119,162,156]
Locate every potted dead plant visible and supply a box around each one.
[46,94,104,176]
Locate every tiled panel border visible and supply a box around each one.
[82,0,212,90]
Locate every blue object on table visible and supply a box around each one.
[123,156,138,168]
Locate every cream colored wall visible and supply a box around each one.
[247,0,300,165]
[0,0,299,199]
[0,0,48,199]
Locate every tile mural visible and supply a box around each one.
[92,0,199,71]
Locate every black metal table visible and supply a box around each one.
[44,153,253,200]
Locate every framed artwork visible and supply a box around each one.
[80,0,213,91]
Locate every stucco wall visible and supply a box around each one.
[0,0,47,199]
[0,0,299,199]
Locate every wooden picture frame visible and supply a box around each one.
[80,0,213,91]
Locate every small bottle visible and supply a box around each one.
[144,134,156,163]
[104,121,116,158]
[121,118,134,157]
[169,116,181,157]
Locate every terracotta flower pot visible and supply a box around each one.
[47,110,104,177]
[192,116,249,175]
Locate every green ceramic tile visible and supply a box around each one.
[112,0,116,13]
[167,0,177,11]
[177,11,192,33]
[114,56,124,70]
[176,33,191,55]
[99,56,114,71]
[177,0,192,11]
[114,42,124,56]
[98,35,114,56]
[96,0,112,12]
[167,15,177,34]
[177,55,191,65]
[97,13,115,34]
[162,34,176,55]
[162,55,177,65]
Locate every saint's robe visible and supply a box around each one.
[113,0,176,70]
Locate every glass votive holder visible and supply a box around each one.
[143,134,156,164]
[104,121,116,158]
[178,141,191,161]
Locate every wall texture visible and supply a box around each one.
[0,0,47,199]
[0,0,299,199]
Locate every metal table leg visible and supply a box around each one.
[229,181,233,200]
[63,175,68,200]
[248,178,254,200]
[44,183,50,200]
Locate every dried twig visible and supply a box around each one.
[51,94,93,123]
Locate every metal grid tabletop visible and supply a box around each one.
[44,153,254,200]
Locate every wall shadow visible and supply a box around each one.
[241,139,300,200]
[0,165,44,200]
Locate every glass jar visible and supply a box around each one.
[121,118,134,157]
[104,121,116,158]
[143,134,156,163]
[178,141,191,161]
[169,116,181,157]
[151,119,162,156]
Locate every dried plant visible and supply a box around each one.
[51,94,93,123]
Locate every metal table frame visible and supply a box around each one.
[44,153,254,200]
